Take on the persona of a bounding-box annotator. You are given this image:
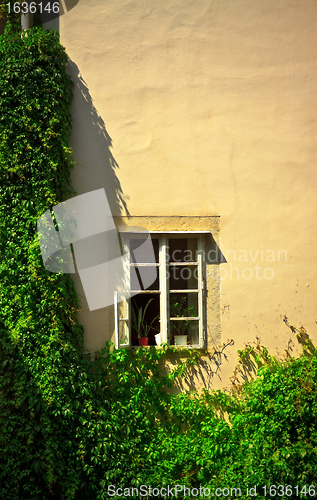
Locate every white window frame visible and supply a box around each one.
[115,232,207,349]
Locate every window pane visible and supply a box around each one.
[169,293,198,318]
[116,295,129,347]
[169,238,197,262]
[169,265,198,290]
[130,238,159,263]
[170,320,199,345]
[130,266,159,291]
[131,294,160,346]
[118,320,129,346]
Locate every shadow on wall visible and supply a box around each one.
[67,59,130,218]
[64,60,130,353]
[166,340,234,397]
[205,233,227,265]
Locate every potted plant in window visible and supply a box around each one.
[131,298,159,346]
[170,296,197,346]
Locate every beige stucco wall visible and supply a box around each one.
[60,0,317,390]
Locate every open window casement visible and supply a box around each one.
[167,234,206,348]
[116,231,207,349]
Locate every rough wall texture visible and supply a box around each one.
[61,0,317,390]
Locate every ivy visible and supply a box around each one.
[0,11,316,500]
[0,14,111,500]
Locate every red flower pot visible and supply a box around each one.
[138,337,149,346]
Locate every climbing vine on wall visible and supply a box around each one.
[0,13,110,499]
[0,0,22,32]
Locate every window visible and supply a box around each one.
[115,232,206,349]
